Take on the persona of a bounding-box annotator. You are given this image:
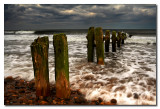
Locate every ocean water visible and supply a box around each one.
[4,29,156,105]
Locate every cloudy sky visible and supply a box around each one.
[4,4,157,30]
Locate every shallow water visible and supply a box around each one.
[4,31,156,105]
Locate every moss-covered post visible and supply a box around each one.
[31,36,50,97]
[122,33,126,44]
[53,33,70,99]
[112,31,116,52]
[104,30,110,52]
[94,27,104,65]
[117,32,121,47]
[86,27,95,62]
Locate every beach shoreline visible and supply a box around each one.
[4,76,117,105]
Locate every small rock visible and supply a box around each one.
[95,100,100,105]
[41,101,48,105]
[110,99,117,104]
[83,74,95,80]
[114,85,126,92]
[127,92,132,98]
[22,103,26,105]
[28,81,35,90]
[5,76,14,82]
[133,93,139,99]
[5,76,13,80]
[74,96,86,104]
[6,100,10,103]
[100,102,105,105]
[52,100,57,104]
[28,100,33,104]
[61,100,64,103]
[12,94,18,97]
[19,89,25,93]
[71,90,76,94]
[20,80,25,83]
[105,102,113,105]
[98,97,103,102]
[39,96,44,100]
[8,89,16,93]
[77,89,82,95]
[90,101,95,105]
[74,96,78,99]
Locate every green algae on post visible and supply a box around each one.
[112,31,116,52]
[86,27,95,62]
[94,27,104,65]
[31,36,50,97]
[117,32,122,48]
[53,33,70,99]
[104,30,110,52]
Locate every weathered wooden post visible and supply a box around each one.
[122,33,125,44]
[124,33,127,39]
[94,27,104,65]
[117,32,121,47]
[31,36,50,97]
[53,33,70,99]
[86,27,95,62]
[104,30,110,52]
[112,31,116,52]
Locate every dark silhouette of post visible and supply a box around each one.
[117,32,121,47]
[53,33,70,99]
[104,30,110,52]
[94,27,104,65]
[31,36,50,97]
[112,31,116,52]
[86,27,95,62]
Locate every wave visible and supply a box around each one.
[4,31,35,35]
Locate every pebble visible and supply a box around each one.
[12,95,18,97]
[52,100,57,104]
[19,89,25,93]
[8,90,16,93]
[98,97,103,102]
[100,102,105,105]
[77,89,82,95]
[39,96,44,100]
[133,93,139,99]
[28,100,33,104]
[110,99,117,104]
[41,101,48,105]
[20,80,25,83]
[127,92,132,98]
[5,76,14,81]
[74,96,86,104]
[4,78,93,105]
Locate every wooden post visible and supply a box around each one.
[94,27,104,65]
[31,36,50,97]
[112,31,116,52]
[117,32,121,47]
[53,33,70,99]
[104,30,110,52]
[124,33,127,39]
[86,27,95,62]
[122,33,125,44]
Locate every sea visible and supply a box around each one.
[4,29,156,105]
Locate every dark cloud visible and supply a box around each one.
[4,4,157,30]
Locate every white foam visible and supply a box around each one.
[4,33,156,105]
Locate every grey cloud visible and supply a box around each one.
[4,4,157,30]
